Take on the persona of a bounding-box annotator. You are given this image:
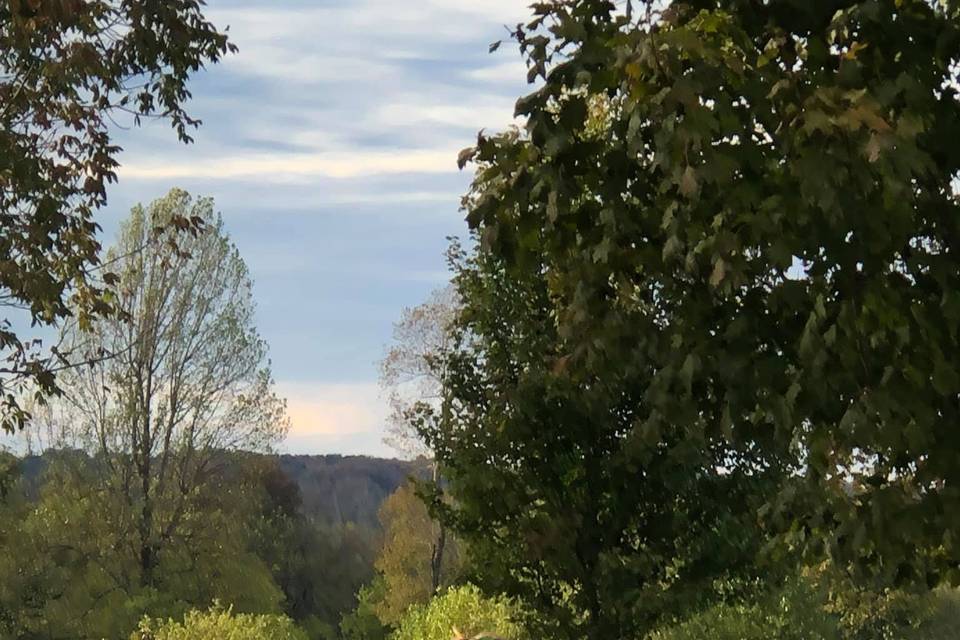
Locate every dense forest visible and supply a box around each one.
[3,0,960,639]
[0,450,423,638]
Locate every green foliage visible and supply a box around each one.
[0,450,394,639]
[340,579,390,640]
[372,481,462,625]
[256,516,379,635]
[427,1,960,637]
[0,0,234,432]
[651,572,960,640]
[651,578,842,640]
[0,458,285,639]
[243,455,386,639]
[133,604,307,640]
[425,218,778,640]
[910,589,960,640]
[392,584,526,640]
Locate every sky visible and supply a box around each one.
[101,0,534,457]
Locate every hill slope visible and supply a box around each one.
[278,454,422,528]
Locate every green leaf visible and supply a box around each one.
[932,359,959,396]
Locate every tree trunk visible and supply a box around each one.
[429,460,447,593]
[139,499,155,587]
[430,521,447,594]
[139,425,155,588]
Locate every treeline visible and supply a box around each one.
[0,448,430,639]
[10,453,419,530]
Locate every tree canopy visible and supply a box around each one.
[420,0,960,637]
[0,0,234,432]
[52,189,288,590]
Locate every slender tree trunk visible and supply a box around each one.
[139,490,155,586]
[138,412,155,588]
[430,521,447,594]
[429,460,447,594]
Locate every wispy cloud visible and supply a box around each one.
[119,147,461,181]
[464,60,529,84]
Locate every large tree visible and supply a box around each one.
[422,240,774,640]
[0,0,235,432]
[52,189,288,590]
[424,0,960,637]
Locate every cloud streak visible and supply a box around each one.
[120,147,462,181]
[104,0,534,456]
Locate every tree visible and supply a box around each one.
[244,455,384,640]
[419,0,960,636]
[339,580,390,640]
[420,239,774,640]
[0,454,286,639]
[52,189,288,590]
[380,285,458,458]
[371,480,462,625]
[0,1,235,433]
[458,0,960,586]
[380,287,460,593]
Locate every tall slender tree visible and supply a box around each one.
[380,285,460,593]
[55,188,288,588]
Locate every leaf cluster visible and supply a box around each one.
[0,0,234,432]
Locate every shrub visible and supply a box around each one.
[392,584,526,640]
[131,603,307,640]
[650,578,841,640]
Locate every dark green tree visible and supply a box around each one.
[422,239,775,640]
[423,0,960,637]
[0,0,235,432]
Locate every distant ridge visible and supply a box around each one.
[10,450,427,530]
[278,454,426,528]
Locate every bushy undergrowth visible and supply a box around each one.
[132,603,308,640]
[392,584,526,640]
[650,574,960,640]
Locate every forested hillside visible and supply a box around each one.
[279,456,424,528]
[15,452,419,528]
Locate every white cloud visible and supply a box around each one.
[220,49,401,85]
[369,97,517,132]
[465,60,528,84]
[210,1,531,55]
[119,147,461,181]
[115,1,530,187]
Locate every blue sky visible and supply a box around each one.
[102,0,533,457]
